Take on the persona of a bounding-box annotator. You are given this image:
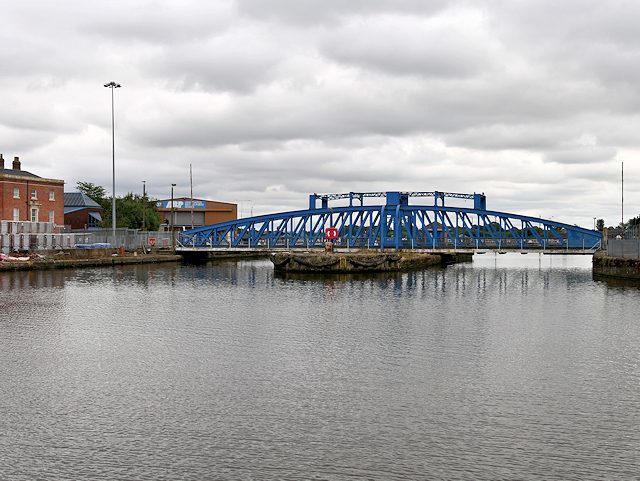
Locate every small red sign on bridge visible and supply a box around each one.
[325,227,338,240]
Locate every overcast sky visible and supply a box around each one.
[2,0,639,227]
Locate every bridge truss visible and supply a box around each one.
[178,191,602,251]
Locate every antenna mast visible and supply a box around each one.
[190,164,194,229]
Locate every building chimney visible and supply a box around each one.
[0,154,4,169]
[13,156,21,170]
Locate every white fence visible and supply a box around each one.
[1,220,57,235]
[1,222,178,253]
[1,221,75,254]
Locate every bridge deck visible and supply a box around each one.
[176,247,598,255]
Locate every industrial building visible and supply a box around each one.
[155,197,237,231]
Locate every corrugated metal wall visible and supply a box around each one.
[607,239,640,259]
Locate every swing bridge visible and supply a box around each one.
[177,191,602,253]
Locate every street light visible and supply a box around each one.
[142,181,146,231]
[104,81,121,242]
[171,183,176,250]
[239,199,251,219]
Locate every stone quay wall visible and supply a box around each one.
[593,250,640,280]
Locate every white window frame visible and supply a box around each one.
[31,207,38,222]
[49,209,55,223]
[13,188,19,199]
[49,190,55,201]
[13,208,20,221]
[31,189,37,200]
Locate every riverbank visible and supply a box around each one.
[0,248,182,271]
[0,247,276,272]
[592,250,640,280]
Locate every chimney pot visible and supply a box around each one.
[13,156,21,170]
[0,154,4,169]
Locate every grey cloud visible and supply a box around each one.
[543,147,618,165]
[0,128,57,154]
[320,14,496,78]
[82,2,234,44]
[129,70,613,152]
[144,42,281,93]
[3,0,640,228]
[4,0,233,45]
[234,0,451,26]
[489,1,640,92]
[0,37,52,78]
[493,0,640,45]
[0,105,61,133]
[444,125,565,151]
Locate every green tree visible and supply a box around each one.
[101,193,162,230]
[627,215,640,228]
[77,182,161,230]
[596,219,605,231]
[75,182,108,207]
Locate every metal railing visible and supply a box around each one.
[71,228,174,250]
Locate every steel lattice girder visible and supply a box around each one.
[178,205,602,250]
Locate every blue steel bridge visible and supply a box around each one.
[177,191,602,253]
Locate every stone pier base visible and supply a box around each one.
[271,251,471,273]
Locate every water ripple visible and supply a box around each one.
[1,255,639,480]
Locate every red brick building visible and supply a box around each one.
[64,192,103,229]
[0,155,65,225]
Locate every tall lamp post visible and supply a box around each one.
[171,183,176,250]
[142,181,146,231]
[104,81,121,242]
[239,199,251,219]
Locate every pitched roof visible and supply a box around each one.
[0,168,41,178]
[64,192,102,208]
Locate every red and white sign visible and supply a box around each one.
[324,227,339,240]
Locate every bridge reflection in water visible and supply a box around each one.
[178,191,602,253]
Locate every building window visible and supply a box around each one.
[13,188,19,198]
[31,189,37,200]
[31,208,38,222]
[49,209,55,223]
[13,208,20,221]
[49,190,55,201]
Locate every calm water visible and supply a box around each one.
[1,254,639,480]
